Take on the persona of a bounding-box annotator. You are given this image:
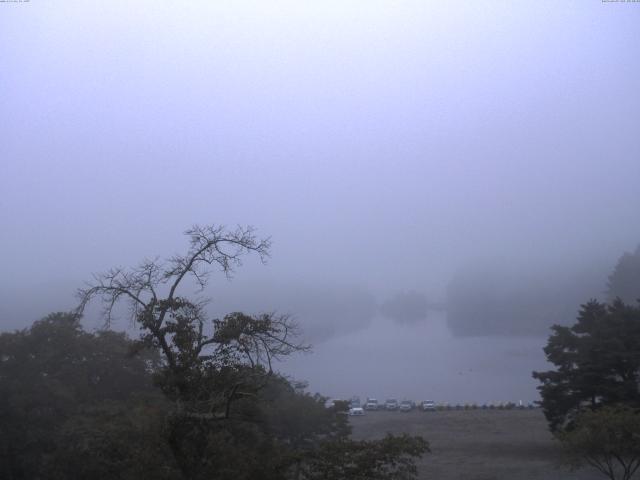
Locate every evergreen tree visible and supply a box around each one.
[533,299,640,432]
[608,245,640,304]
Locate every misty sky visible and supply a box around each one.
[1,1,640,402]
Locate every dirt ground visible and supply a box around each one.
[349,409,602,480]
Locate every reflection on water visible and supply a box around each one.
[282,312,550,404]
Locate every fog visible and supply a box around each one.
[2,1,639,403]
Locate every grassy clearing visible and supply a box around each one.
[350,409,602,480]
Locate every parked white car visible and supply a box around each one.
[385,399,399,411]
[364,398,379,410]
[349,406,365,416]
[399,400,413,412]
[421,400,436,411]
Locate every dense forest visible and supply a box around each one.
[0,226,427,480]
[0,312,428,480]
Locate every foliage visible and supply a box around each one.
[608,245,640,304]
[71,223,429,479]
[0,312,169,480]
[302,434,429,480]
[1,310,429,480]
[558,406,640,480]
[50,400,180,480]
[75,225,310,477]
[533,299,640,432]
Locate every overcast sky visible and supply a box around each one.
[1,1,639,401]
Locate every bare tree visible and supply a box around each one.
[70,224,428,480]
[77,224,270,328]
[76,224,309,419]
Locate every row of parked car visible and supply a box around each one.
[345,397,436,416]
[333,397,537,416]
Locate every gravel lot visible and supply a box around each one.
[349,409,602,480]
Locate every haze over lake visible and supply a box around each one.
[2,0,639,411]
[282,311,549,404]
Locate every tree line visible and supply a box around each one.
[533,245,640,480]
[0,225,427,480]
[2,223,639,479]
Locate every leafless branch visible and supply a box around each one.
[74,224,310,425]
